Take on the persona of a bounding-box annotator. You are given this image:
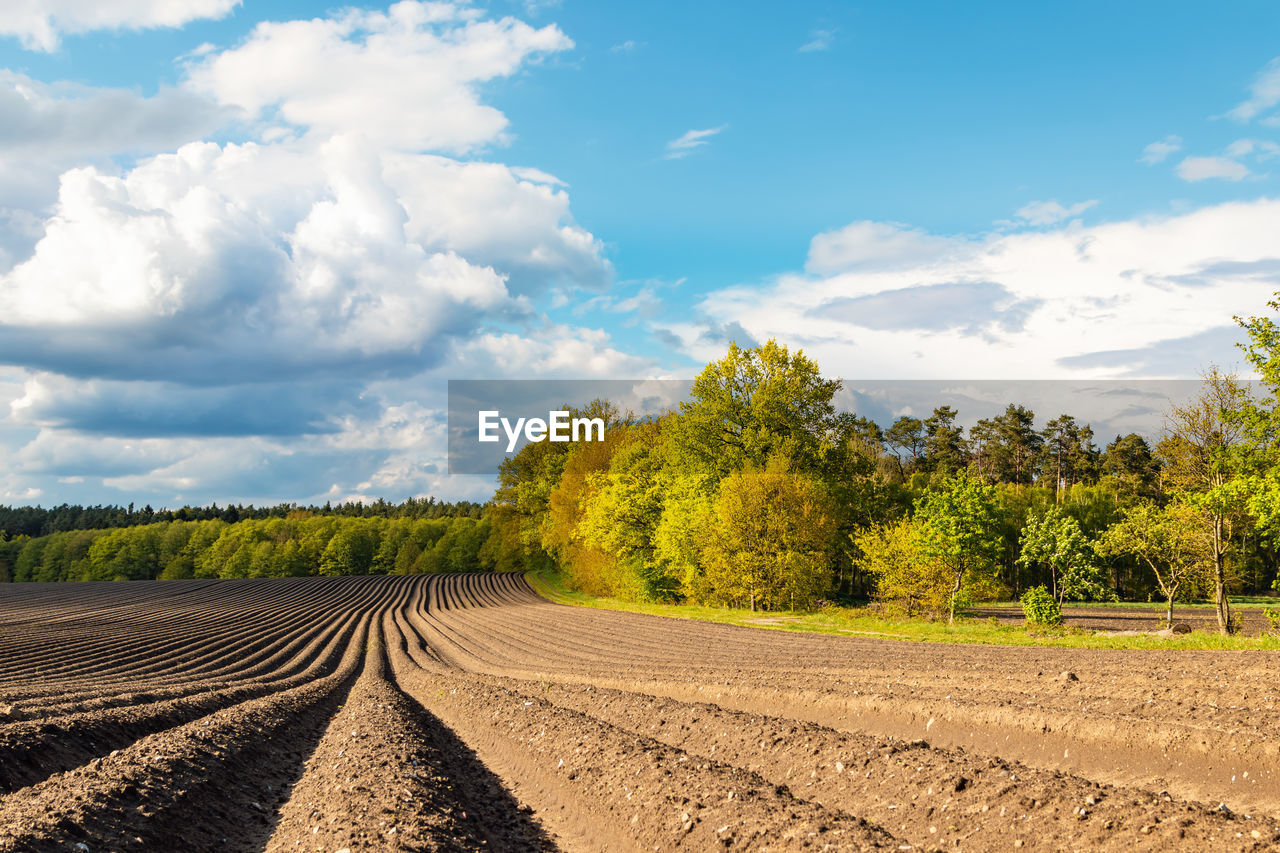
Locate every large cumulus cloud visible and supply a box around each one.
[0,1,647,505]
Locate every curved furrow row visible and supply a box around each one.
[0,578,310,650]
[6,571,1280,851]
[422,574,1280,818]
[7,611,348,718]
[0,614,371,853]
[494,676,1280,852]
[0,578,373,682]
[0,578,404,794]
[0,580,221,627]
[264,609,557,852]
[397,574,1280,850]
[387,600,902,851]
[0,602,351,711]
[0,578,378,712]
[0,608,365,794]
[0,577,402,697]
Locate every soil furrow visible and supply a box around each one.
[389,612,903,851]
[266,611,558,852]
[0,616,370,853]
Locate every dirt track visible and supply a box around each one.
[2,575,1279,851]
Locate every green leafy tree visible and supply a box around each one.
[973,405,1041,485]
[855,519,951,618]
[319,520,379,576]
[579,420,678,600]
[651,467,718,601]
[1157,368,1249,633]
[669,340,843,480]
[1040,415,1099,495]
[885,415,926,476]
[1098,501,1207,628]
[542,420,632,595]
[1101,433,1161,502]
[701,458,835,611]
[922,406,968,474]
[914,471,1004,623]
[1233,296,1280,594]
[1020,585,1062,626]
[1016,506,1113,603]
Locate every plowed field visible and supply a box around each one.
[2,574,1278,851]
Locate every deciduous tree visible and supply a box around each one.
[1016,506,1112,603]
[701,458,835,611]
[914,471,1004,623]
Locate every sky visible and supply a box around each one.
[2,0,1280,507]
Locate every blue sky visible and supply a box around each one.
[2,0,1280,507]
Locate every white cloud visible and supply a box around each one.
[1012,199,1098,227]
[1224,137,1280,159]
[664,126,726,159]
[799,28,835,52]
[185,1,573,153]
[1139,134,1181,164]
[0,71,231,267]
[0,1,646,506]
[1228,57,1280,122]
[691,199,1280,379]
[0,135,609,390]
[610,39,641,53]
[1,0,240,52]
[1176,155,1252,182]
[454,324,655,377]
[0,71,225,158]
[805,220,964,275]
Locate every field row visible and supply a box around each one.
[1,574,1278,851]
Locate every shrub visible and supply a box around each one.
[855,520,952,619]
[1264,607,1280,635]
[1020,585,1063,627]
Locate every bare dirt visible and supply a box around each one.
[2,574,1279,851]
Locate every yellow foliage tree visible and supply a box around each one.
[854,520,953,619]
[701,458,835,611]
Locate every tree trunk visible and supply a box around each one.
[1165,593,1174,630]
[1213,513,1231,635]
[949,570,963,625]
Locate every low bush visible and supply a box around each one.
[1021,585,1063,627]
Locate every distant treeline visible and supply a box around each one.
[0,497,482,540]
[0,514,493,583]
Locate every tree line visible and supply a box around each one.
[0,513,494,583]
[482,306,1280,633]
[0,496,482,540]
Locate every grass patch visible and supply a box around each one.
[526,570,1280,651]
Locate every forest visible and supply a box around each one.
[0,512,492,584]
[7,299,1280,635]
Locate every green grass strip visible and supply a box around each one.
[526,570,1280,651]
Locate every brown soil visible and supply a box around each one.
[2,574,1279,851]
